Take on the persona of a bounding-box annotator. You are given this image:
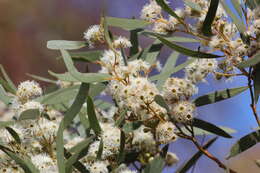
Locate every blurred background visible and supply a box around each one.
[0,0,259,172]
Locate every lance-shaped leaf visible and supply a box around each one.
[237,53,260,68]
[65,136,94,173]
[123,121,142,133]
[192,118,233,138]
[96,138,103,160]
[67,50,102,62]
[181,126,236,136]
[0,84,11,104]
[154,95,170,112]
[150,58,195,81]
[202,0,219,36]
[60,49,111,83]
[5,127,21,144]
[156,52,179,89]
[0,145,39,173]
[117,131,126,163]
[19,109,41,120]
[87,96,102,135]
[146,32,222,58]
[227,129,260,159]
[231,0,243,18]
[115,109,127,127]
[130,29,142,56]
[176,137,218,173]
[221,0,246,33]
[193,86,248,107]
[0,64,16,94]
[143,155,165,173]
[47,40,86,50]
[106,17,150,30]
[48,71,78,82]
[27,73,57,84]
[155,0,182,23]
[56,83,89,173]
[184,0,202,12]
[0,121,15,128]
[253,64,260,103]
[37,85,80,104]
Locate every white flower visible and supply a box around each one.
[84,25,104,48]
[31,154,57,173]
[156,121,178,144]
[113,36,132,48]
[132,125,155,149]
[65,136,84,149]
[16,80,42,103]
[140,1,161,21]
[89,161,108,173]
[171,101,196,123]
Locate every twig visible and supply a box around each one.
[248,67,260,127]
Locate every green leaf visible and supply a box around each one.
[65,137,94,173]
[193,86,248,107]
[0,64,16,94]
[156,52,179,89]
[150,58,195,81]
[115,109,127,127]
[26,73,57,84]
[230,0,243,18]
[253,64,260,103]
[0,84,12,104]
[181,126,236,136]
[60,49,111,83]
[184,0,202,11]
[96,138,103,160]
[5,126,21,144]
[155,0,182,22]
[19,109,40,120]
[48,71,78,82]
[143,155,165,173]
[227,129,260,159]
[47,40,86,50]
[56,83,89,173]
[0,145,39,173]
[202,0,219,36]
[0,121,15,128]
[37,85,80,104]
[192,118,233,138]
[154,95,170,112]
[103,16,114,49]
[87,96,102,135]
[123,121,142,133]
[68,50,102,62]
[176,137,218,173]
[221,0,246,33]
[146,32,222,58]
[237,53,260,68]
[130,29,141,56]
[117,131,126,163]
[106,17,150,30]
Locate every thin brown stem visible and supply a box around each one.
[248,67,260,127]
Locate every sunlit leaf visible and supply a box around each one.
[106,17,150,30]
[27,73,57,84]
[193,86,248,107]
[237,53,260,68]
[184,0,202,11]
[47,40,86,50]
[0,84,12,104]
[19,109,40,120]
[227,129,260,159]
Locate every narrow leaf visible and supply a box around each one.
[87,96,102,135]
[253,64,260,103]
[155,0,182,22]
[0,84,12,104]
[68,50,102,62]
[19,109,40,120]
[184,0,202,11]
[47,40,86,50]
[237,53,260,68]
[106,17,150,30]
[154,95,170,112]
[0,121,15,128]
[193,86,248,107]
[117,131,126,163]
[96,138,103,160]
[56,83,89,173]
[0,64,16,93]
[48,71,77,82]
[176,137,218,173]
[5,127,21,144]
[60,49,111,83]
[227,129,260,159]
[26,73,57,84]
[147,32,222,58]
[181,126,236,136]
[202,0,219,36]
[0,145,39,173]
[123,121,142,133]
[192,118,233,138]
[231,0,243,18]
